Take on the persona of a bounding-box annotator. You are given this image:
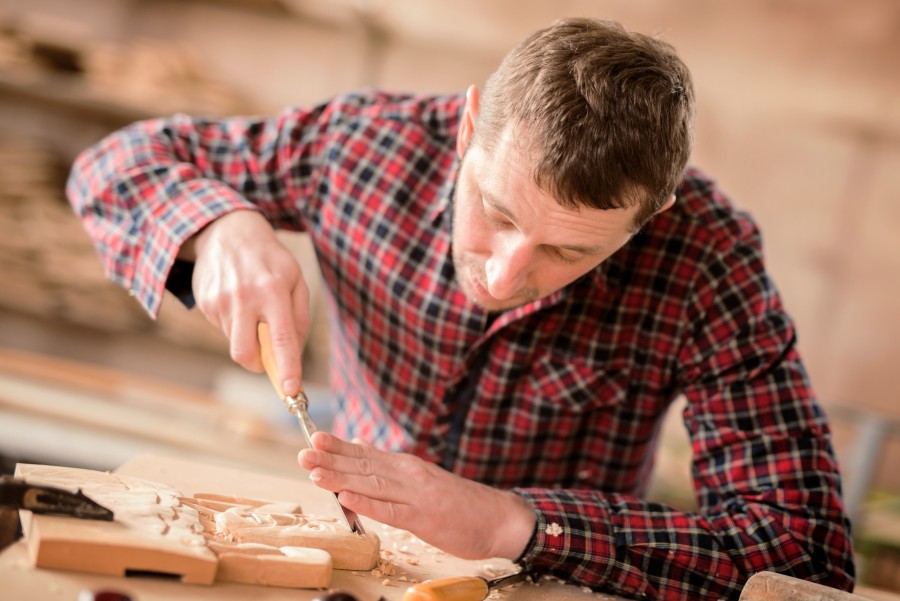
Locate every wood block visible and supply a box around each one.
[13,463,379,588]
[15,463,218,584]
[208,541,332,588]
[739,572,872,601]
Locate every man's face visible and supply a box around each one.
[451,124,640,313]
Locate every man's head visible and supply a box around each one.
[451,18,695,312]
[475,17,694,228]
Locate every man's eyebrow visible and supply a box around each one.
[482,192,516,220]
[483,191,605,255]
[554,243,606,255]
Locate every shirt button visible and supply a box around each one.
[577,469,591,480]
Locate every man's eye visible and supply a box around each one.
[555,250,584,264]
[482,207,509,226]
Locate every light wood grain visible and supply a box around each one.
[12,463,377,588]
[740,572,874,601]
[15,464,218,585]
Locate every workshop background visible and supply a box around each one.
[0,0,898,590]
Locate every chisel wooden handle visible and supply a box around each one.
[257,321,366,535]
[257,322,298,402]
[402,576,489,601]
[403,571,528,601]
[257,321,315,432]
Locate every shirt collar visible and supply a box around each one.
[428,154,458,227]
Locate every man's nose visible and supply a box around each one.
[485,235,532,299]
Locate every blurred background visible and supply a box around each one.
[0,0,898,590]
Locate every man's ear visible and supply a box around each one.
[656,194,677,215]
[456,85,480,159]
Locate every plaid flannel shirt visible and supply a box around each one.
[67,89,855,600]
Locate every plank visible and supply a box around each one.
[15,464,218,585]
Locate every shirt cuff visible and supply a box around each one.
[512,488,617,588]
[165,258,197,308]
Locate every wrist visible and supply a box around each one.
[179,209,265,261]
[493,491,537,560]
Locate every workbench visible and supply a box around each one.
[0,453,611,601]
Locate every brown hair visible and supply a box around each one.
[475,18,695,230]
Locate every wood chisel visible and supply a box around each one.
[1,475,114,521]
[257,322,365,534]
[402,570,530,601]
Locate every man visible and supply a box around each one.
[67,18,854,600]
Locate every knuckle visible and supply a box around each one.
[269,326,296,347]
[230,345,254,367]
[370,474,390,495]
[357,457,374,477]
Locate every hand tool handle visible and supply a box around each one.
[739,571,869,601]
[256,322,367,535]
[257,321,316,432]
[402,576,489,601]
[257,322,297,401]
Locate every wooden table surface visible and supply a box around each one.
[4,452,899,601]
[0,453,613,601]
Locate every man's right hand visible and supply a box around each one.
[180,210,310,397]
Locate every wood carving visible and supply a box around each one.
[182,495,381,571]
[14,463,381,589]
[15,464,217,584]
[207,540,332,588]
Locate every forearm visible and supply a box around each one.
[65,101,333,317]
[66,118,258,316]
[514,480,853,601]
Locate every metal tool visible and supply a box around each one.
[257,322,365,534]
[0,475,114,521]
[402,570,530,601]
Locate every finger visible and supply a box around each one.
[310,431,371,458]
[298,441,391,492]
[336,490,417,528]
[192,281,226,337]
[300,435,380,474]
[300,447,375,476]
[229,315,263,372]
[306,463,407,507]
[290,277,312,385]
[259,310,302,399]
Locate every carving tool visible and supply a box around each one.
[257,322,365,534]
[0,475,114,521]
[402,570,529,601]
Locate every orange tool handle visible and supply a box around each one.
[257,322,295,400]
[402,577,489,601]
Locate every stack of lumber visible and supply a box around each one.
[0,13,250,117]
[0,132,229,352]
[0,12,253,352]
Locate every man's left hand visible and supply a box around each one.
[298,432,536,560]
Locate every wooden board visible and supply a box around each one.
[740,572,875,601]
[16,464,219,584]
[13,463,376,589]
[16,453,894,601]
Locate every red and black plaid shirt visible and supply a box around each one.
[68,90,854,600]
